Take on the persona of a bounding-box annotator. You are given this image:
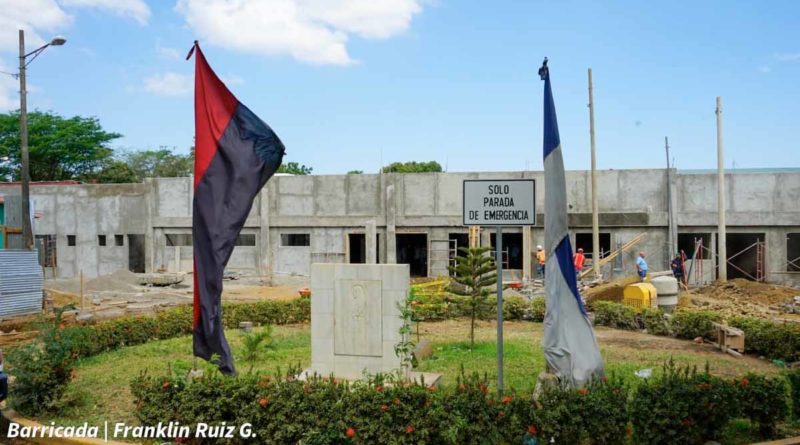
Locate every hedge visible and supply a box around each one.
[131,369,629,445]
[64,299,311,358]
[788,368,800,420]
[728,316,800,362]
[130,363,796,444]
[592,301,639,330]
[671,310,721,341]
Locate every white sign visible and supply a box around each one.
[463,179,535,226]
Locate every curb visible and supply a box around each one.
[1,406,136,445]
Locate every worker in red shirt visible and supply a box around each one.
[574,248,586,280]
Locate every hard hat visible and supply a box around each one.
[578,248,583,252]
[536,245,543,250]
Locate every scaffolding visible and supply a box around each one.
[690,238,767,283]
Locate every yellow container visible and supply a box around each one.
[623,283,658,309]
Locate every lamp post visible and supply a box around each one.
[17,30,66,250]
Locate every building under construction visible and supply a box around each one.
[0,167,798,287]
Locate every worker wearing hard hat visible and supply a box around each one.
[536,245,545,279]
[574,248,586,280]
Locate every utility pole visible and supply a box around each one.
[665,136,675,265]
[716,97,727,282]
[18,30,33,250]
[588,68,599,277]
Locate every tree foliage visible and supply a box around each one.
[277,162,312,175]
[448,247,497,348]
[381,161,442,173]
[90,160,139,183]
[347,170,363,174]
[122,148,193,179]
[0,111,121,181]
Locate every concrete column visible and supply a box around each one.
[522,226,532,281]
[365,220,377,264]
[144,178,155,273]
[481,229,491,249]
[174,246,181,272]
[385,180,397,264]
[258,188,271,281]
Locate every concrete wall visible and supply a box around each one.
[4,168,797,287]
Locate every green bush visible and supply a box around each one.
[630,361,740,445]
[130,370,629,445]
[502,295,527,321]
[593,301,639,330]
[737,373,789,438]
[788,368,800,420]
[7,324,79,416]
[642,307,671,336]
[672,310,721,340]
[529,297,546,322]
[729,316,800,362]
[537,376,629,445]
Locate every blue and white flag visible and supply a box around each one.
[540,59,604,386]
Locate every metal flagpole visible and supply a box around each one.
[496,226,504,396]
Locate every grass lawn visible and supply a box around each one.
[42,319,780,428]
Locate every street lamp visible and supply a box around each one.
[17,30,66,250]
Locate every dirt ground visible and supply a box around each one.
[583,273,800,322]
[683,278,800,320]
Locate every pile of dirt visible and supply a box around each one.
[686,278,800,319]
[584,275,639,304]
[695,279,797,305]
[47,269,141,295]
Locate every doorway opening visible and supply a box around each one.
[348,233,381,264]
[489,232,523,269]
[396,233,428,277]
[574,232,611,259]
[725,233,765,281]
[128,234,145,273]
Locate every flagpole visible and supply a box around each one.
[588,68,599,278]
[495,226,504,396]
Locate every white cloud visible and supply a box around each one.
[221,74,243,86]
[774,52,800,62]
[0,0,73,52]
[0,0,150,54]
[142,72,192,96]
[175,0,423,66]
[157,43,183,61]
[0,62,18,110]
[59,0,151,25]
[139,71,244,97]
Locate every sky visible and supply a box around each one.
[1,0,799,174]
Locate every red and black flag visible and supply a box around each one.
[188,42,284,374]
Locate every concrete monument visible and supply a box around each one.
[308,263,410,379]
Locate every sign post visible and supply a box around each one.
[463,179,535,396]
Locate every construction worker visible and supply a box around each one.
[536,245,545,279]
[671,253,685,282]
[574,248,586,279]
[636,251,648,282]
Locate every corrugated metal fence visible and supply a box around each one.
[0,250,43,317]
